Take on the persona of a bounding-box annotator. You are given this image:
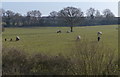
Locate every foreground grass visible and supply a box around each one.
[2,39,118,75]
[2,25,118,56]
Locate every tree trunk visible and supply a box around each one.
[2,25,5,32]
[70,26,73,32]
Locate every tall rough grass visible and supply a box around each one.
[2,48,28,75]
[70,39,118,75]
[2,39,118,75]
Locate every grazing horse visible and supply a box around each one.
[10,38,12,41]
[97,31,102,42]
[57,30,61,33]
[16,36,20,41]
[76,35,81,40]
[5,38,7,41]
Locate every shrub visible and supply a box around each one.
[2,48,71,75]
[2,47,28,75]
[70,39,118,75]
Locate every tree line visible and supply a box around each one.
[0,7,118,29]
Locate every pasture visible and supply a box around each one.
[2,25,118,55]
[2,25,118,75]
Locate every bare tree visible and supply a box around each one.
[5,10,14,17]
[12,13,23,26]
[49,11,58,17]
[5,10,15,26]
[86,8,95,19]
[58,7,83,32]
[103,9,115,18]
[27,10,42,25]
[49,11,58,25]
[95,10,101,18]
[0,8,5,17]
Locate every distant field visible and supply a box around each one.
[2,25,118,55]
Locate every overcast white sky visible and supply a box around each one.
[1,0,119,2]
[1,0,119,17]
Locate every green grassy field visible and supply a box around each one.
[2,25,118,55]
